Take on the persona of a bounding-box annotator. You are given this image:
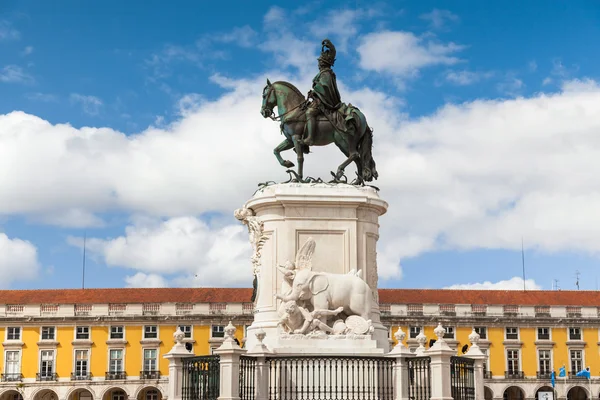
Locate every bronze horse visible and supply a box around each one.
[260,79,378,184]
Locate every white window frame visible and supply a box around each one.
[178,325,193,339]
[40,326,56,341]
[6,327,22,341]
[505,327,519,340]
[409,326,422,339]
[506,348,521,374]
[75,326,90,340]
[108,348,125,373]
[4,350,21,376]
[569,327,582,341]
[145,389,159,400]
[111,390,126,400]
[39,349,55,377]
[109,325,125,340]
[143,325,159,340]
[537,349,552,374]
[73,349,90,378]
[569,349,584,373]
[211,325,225,338]
[142,348,159,372]
[474,326,487,340]
[537,327,551,341]
[443,326,455,339]
[481,348,489,372]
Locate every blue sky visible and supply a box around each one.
[2,1,600,291]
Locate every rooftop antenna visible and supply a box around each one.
[521,238,526,291]
[575,270,580,290]
[82,231,87,290]
[553,279,559,291]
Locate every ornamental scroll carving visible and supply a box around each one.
[234,206,269,303]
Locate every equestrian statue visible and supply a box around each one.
[260,39,378,185]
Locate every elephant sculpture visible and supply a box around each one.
[276,268,374,322]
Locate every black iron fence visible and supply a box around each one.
[239,355,256,400]
[450,356,475,400]
[266,355,394,400]
[407,356,431,400]
[183,355,221,400]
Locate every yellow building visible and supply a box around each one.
[0,287,598,400]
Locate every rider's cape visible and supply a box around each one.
[312,68,359,135]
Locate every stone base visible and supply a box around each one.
[273,334,385,355]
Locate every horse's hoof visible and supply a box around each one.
[283,160,295,168]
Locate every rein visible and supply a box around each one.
[265,86,308,122]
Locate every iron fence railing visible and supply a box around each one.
[239,355,256,400]
[1,373,22,382]
[407,356,431,400]
[266,355,394,400]
[183,355,221,400]
[450,356,475,400]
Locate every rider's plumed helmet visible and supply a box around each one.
[317,39,336,67]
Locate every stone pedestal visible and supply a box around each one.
[240,183,388,353]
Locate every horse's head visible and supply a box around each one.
[260,79,277,119]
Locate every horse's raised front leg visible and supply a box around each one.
[273,139,295,168]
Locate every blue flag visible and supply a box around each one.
[551,371,556,387]
[559,366,566,377]
[576,368,590,379]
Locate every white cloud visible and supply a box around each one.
[215,26,257,48]
[0,21,19,41]
[25,92,58,102]
[0,65,33,84]
[496,75,524,96]
[309,9,359,52]
[420,9,459,30]
[357,31,464,77]
[70,94,103,116]
[70,216,252,287]
[263,6,285,25]
[125,272,168,288]
[445,70,493,85]
[445,277,541,290]
[21,46,34,56]
[0,233,39,287]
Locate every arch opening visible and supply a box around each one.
[567,386,588,400]
[503,386,525,400]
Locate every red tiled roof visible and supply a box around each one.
[378,289,600,306]
[0,287,598,306]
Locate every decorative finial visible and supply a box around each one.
[224,321,236,342]
[415,328,427,354]
[469,328,481,347]
[434,323,446,341]
[394,327,407,343]
[173,327,185,345]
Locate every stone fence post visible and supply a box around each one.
[386,328,415,400]
[425,323,455,400]
[463,328,486,400]
[215,322,247,400]
[246,328,272,400]
[163,328,195,400]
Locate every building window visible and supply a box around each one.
[144,326,158,339]
[6,327,20,341]
[41,327,55,340]
[109,349,124,372]
[569,327,581,340]
[39,350,55,377]
[146,390,159,400]
[505,327,518,340]
[110,326,124,339]
[474,327,487,340]
[537,327,550,340]
[143,349,158,371]
[443,326,455,339]
[507,349,520,374]
[212,325,225,338]
[179,325,192,338]
[538,350,551,374]
[409,326,421,339]
[4,351,20,378]
[481,348,489,372]
[76,326,90,340]
[112,391,126,400]
[570,350,583,373]
[74,349,89,377]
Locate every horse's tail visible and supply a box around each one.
[358,124,378,181]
